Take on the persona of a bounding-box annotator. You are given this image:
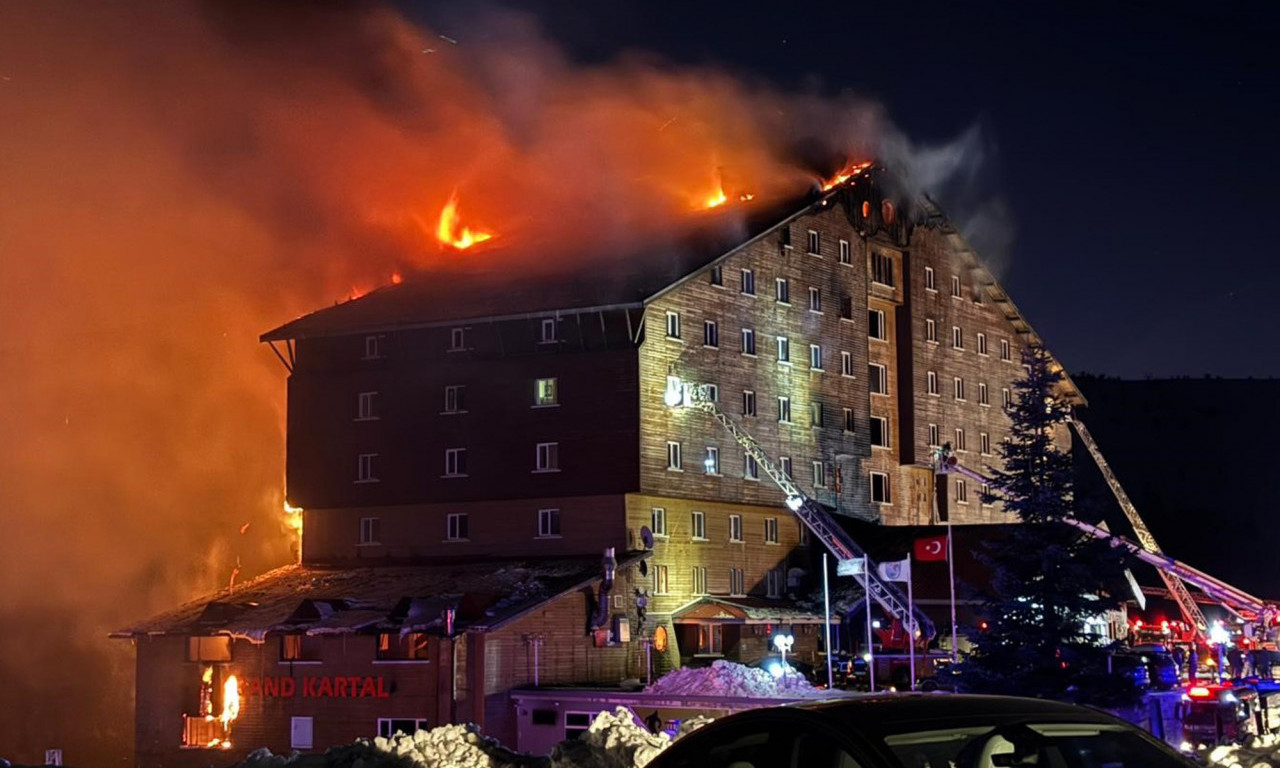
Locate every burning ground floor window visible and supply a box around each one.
[377,631,430,661]
[181,664,240,749]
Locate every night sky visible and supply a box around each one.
[409,0,1280,379]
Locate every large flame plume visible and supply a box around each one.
[436,190,495,250]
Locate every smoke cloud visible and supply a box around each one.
[0,1,989,761]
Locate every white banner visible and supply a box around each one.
[836,558,866,576]
[877,558,911,582]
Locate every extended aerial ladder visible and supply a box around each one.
[665,377,935,639]
[932,424,1275,640]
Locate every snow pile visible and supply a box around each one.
[644,659,825,698]
[1204,735,1280,768]
[551,707,669,768]
[374,722,542,768]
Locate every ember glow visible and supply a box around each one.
[436,191,495,250]
[822,160,875,191]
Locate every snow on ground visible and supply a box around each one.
[643,658,827,699]
[1201,733,1280,768]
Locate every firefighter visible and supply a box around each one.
[1228,645,1245,680]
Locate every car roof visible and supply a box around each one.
[787,694,1121,733]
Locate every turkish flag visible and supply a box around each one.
[914,535,947,562]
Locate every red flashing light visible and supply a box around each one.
[1188,686,1213,699]
[1134,620,1144,628]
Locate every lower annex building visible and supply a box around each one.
[114,167,1082,765]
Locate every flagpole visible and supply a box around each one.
[865,556,875,692]
[908,566,916,692]
[823,553,833,690]
[948,522,958,664]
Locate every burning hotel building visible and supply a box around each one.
[114,166,1080,765]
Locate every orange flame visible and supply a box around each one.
[284,500,303,563]
[822,161,874,191]
[436,190,494,250]
[220,675,240,730]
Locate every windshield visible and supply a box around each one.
[883,722,1190,768]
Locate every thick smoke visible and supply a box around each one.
[0,2,980,762]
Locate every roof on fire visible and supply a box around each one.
[110,553,646,642]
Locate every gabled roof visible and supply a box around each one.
[671,596,836,625]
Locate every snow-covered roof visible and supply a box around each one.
[671,596,835,625]
[111,554,647,643]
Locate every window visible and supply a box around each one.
[450,327,466,351]
[665,311,681,339]
[363,335,381,360]
[444,448,466,477]
[534,377,558,406]
[692,566,708,595]
[952,428,967,452]
[812,460,827,488]
[291,717,314,750]
[871,251,895,286]
[981,484,994,507]
[744,453,759,480]
[703,320,719,347]
[869,363,887,395]
[741,268,756,295]
[870,472,891,504]
[925,319,937,343]
[928,423,939,447]
[780,456,793,478]
[953,377,966,401]
[979,382,989,406]
[839,296,853,320]
[651,507,667,537]
[766,568,783,598]
[870,416,889,448]
[780,227,792,248]
[765,517,779,543]
[378,632,430,660]
[698,623,724,655]
[924,266,936,291]
[1000,338,1011,361]
[186,636,232,662]
[538,508,561,537]
[691,511,706,540]
[776,336,790,363]
[956,479,969,505]
[356,453,379,484]
[951,274,962,298]
[666,441,682,470]
[927,371,939,395]
[1002,387,1012,408]
[742,390,756,416]
[358,517,381,546]
[868,309,886,341]
[810,401,824,427]
[709,265,723,286]
[444,384,466,413]
[706,383,719,402]
[809,344,823,370]
[775,277,790,304]
[741,328,756,355]
[952,325,964,349]
[539,318,558,344]
[565,712,593,741]
[356,391,378,421]
[977,333,988,355]
[446,513,469,541]
[777,396,792,423]
[729,514,743,542]
[281,634,322,662]
[652,564,669,594]
[704,446,720,475]
[839,239,851,264]
[980,432,991,455]
[729,568,745,596]
[535,442,559,472]
[843,408,856,433]
[808,286,822,312]
[378,719,429,739]
[807,229,820,254]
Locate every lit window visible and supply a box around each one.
[356,453,379,484]
[539,318,558,344]
[807,229,820,254]
[741,328,756,355]
[927,371,939,395]
[666,441,682,471]
[704,446,720,475]
[742,390,756,416]
[444,384,466,413]
[665,311,681,339]
[979,382,989,406]
[651,507,667,536]
[777,336,790,363]
[691,511,706,540]
[869,363,888,395]
[843,408,856,433]
[775,277,790,304]
[652,564,669,595]
[924,267,936,292]
[952,326,964,350]
[709,265,723,286]
[281,634,322,662]
[186,636,232,662]
[358,517,381,546]
[692,566,708,595]
[926,319,937,343]
[363,335,382,360]
[538,508,561,537]
[765,517,779,543]
[951,275,962,298]
[356,391,378,421]
[534,377,558,406]
[810,401,824,427]
[446,513,469,541]
[812,461,827,488]
[839,239,851,264]
[953,377,966,401]
[868,309,886,341]
[928,424,939,447]
[870,472,891,504]
[744,453,759,480]
[777,396,792,423]
[535,442,559,472]
[729,514,743,542]
[443,448,467,477]
[809,344,823,370]
[450,327,466,351]
[870,416,889,448]
[741,268,756,295]
[841,351,853,376]
[871,252,895,286]
[977,333,988,355]
[703,320,719,347]
[956,479,969,505]
[809,287,822,312]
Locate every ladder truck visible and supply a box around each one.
[932,426,1276,642]
[663,376,935,640]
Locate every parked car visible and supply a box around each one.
[1122,644,1181,690]
[645,694,1196,768]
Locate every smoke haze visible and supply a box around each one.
[0,2,988,762]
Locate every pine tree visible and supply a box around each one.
[956,346,1135,706]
